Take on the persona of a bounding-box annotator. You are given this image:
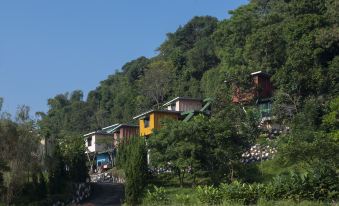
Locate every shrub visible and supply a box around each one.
[263,166,339,201]
[220,181,263,205]
[196,185,223,205]
[143,186,169,205]
[124,137,148,205]
[175,193,190,205]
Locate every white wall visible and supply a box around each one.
[85,134,113,153]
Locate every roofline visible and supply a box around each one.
[133,109,154,120]
[250,71,270,76]
[102,123,120,130]
[163,97,203,106]
[111,124,139,132]
[83,131,112,137]
[133,109,181,120]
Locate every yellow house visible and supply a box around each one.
[133,110,181,136]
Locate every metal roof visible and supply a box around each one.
[110,124,139,132]
[133,109,181,120]
[102,123,120,131]
[250,71,270,76]
[83,131,112,137]
[162,97,203,106]
[83,123,119,137]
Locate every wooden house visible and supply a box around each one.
[133,110,181,137]
[83,124,119,170]
[232,71,273,104]
[111,124,139,146]
[163,97,203,112]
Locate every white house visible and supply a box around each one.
[163,97,203,112]
[84,124,119,153]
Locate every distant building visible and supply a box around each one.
[133,110,181,137]
[83,124,119,171]
[111,124,139,146]
[163,97,203,112]
[230,71,280,132]
[84,131,113,153]
[231,71,273,104]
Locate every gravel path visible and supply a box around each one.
[81,183,124,206]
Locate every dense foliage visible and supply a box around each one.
[148,104,259,186]
[1,0,338,204]
[37,0,338,135]
[0,105,48,204]
[116,136,148,205]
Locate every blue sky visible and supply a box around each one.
[0,0,248,117]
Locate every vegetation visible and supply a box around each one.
[0,0,338,205]
[116,137,148,205]
[148,105,259,187]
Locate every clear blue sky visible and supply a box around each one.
[0,0,248,117]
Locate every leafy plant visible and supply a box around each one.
[175,193,190,205]
[143,186,169,205]
[124,137,148,205]
[220,181,263,205]
[196,185,223,205]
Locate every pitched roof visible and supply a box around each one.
[83,123,119,137]
[110,124,138,132]
[133,109,181,120]
[250,71,270,76]
[162,97,203,106]
[83,131,112,137]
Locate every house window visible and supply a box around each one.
[170,104,175,111]
[87,137,92,147]
[259,102,272,118]
[144,116,150,128]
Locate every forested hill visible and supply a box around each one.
[39,0,338,138]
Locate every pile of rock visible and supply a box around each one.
[241,144,277,163]
[90,172,113,183]
[52,183,91,206]
[71,183,91,204]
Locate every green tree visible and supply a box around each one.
[139,60,175,108]
[274,98,339,172]
[148,118,204,187]
[124,137,148,205]
[149,104,258,186]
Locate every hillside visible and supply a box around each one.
[1,0,338,205]
[39,0,338,139]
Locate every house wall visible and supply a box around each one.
[176,100,202,112]
[167,104,176,111]
[154,112,179,129]
[113,127,139,146]
[253,75,273,99]
[139,112,179,136]
[86,134,113,153]
[232,74,273,104]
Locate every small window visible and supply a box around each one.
[87,137,92,147]
[144,116,150,128]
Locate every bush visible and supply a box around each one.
[207,165,338,205]
[124,137,148,205]
[175,193,190,205]
[220,181,263,204]
[264,166,339,201]
[196,185,223,205]
[143,186,169,205]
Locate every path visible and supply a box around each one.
[81,183,124,206]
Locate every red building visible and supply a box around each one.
[232,71,273,104]
[112,124,139,146]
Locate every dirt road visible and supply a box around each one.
[80,183,124,206]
